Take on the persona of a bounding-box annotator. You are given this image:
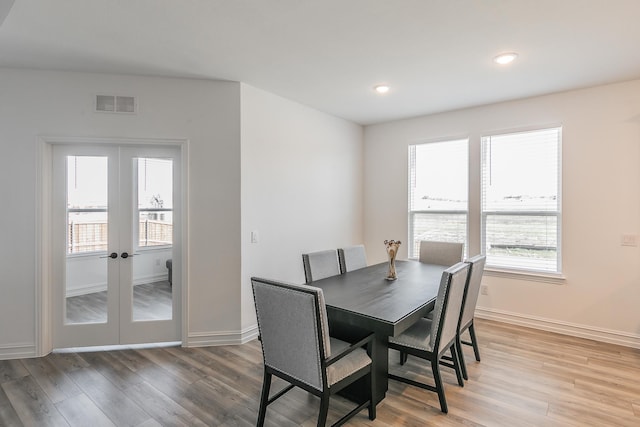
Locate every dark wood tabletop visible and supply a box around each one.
[311,260,445,337]
[309,259,446,404]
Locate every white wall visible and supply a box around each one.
[0,69,364,357]
[0,68,242,357]
[240,84,364,330]
[364,79,640,347]
[5,67,636,356]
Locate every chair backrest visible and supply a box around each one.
[460,254,486,329]
[429,262,470,354]
[419,240,464,267]
[251,277,331,391]
[302,250,341,283]
[337,245,367,274]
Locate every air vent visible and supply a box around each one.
[95,95,137,114]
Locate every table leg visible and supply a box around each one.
[328,321,388,405]
[372,333,389,404]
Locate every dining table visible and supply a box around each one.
[309,259,447,404]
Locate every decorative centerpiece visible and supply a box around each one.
[384,239,401,280]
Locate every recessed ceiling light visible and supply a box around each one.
[494,52,518,65]
[374,85,390,94]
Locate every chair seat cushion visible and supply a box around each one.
[327,338,371,386]
[389,318,434,352]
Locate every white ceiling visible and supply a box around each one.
[2,0,640,125]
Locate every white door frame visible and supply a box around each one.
[36,135,189,356]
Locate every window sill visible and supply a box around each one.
[136,245,172,252]
[67,251,106,259]
[484,267,566,285]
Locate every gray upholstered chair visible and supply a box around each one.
[418,241,463,327]
[337,245,367,274]
[456,254,486,380]
[251,277,376,426]
[302,250,341,283]
[388,262,469,413]
[419,240,464,267]
[409,254,487,380]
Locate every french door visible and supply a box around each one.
[52,144,181,348]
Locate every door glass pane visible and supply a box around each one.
[65,156,109,324]
[133,157,173,321]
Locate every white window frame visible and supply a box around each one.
[134,157,174,251]
[408,139,469,259]
[480,126,563,277]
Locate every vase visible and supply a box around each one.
[384,240,401,280]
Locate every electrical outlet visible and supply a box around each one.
[621,234,638,247]
[480,285,489,295]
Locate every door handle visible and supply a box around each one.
[100,252,118,259]
[120,252,138,259]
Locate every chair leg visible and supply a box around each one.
[317,394,330,427]
[456,334,468,381]
[468,321,481,362]
[400,351,408,365]
[431,358,448,413]
[450,344,464,387]
[257,371,272,427]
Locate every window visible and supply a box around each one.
[481,127,561,273]
[136,157,173,248]
[66,156,108,254]
[65,156,173,254]
[408,139,468,258]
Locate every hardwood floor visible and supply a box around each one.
[1,319,639,426]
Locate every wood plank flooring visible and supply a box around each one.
[1,319,639,426]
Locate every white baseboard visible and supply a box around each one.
[476,307,640,349]
[186,325,259,347]
[66,283,107,297]
[185,310,640,351]
[0,342,37,360]
[132,273,167,286]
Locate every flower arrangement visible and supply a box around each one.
[384,239,401,280]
